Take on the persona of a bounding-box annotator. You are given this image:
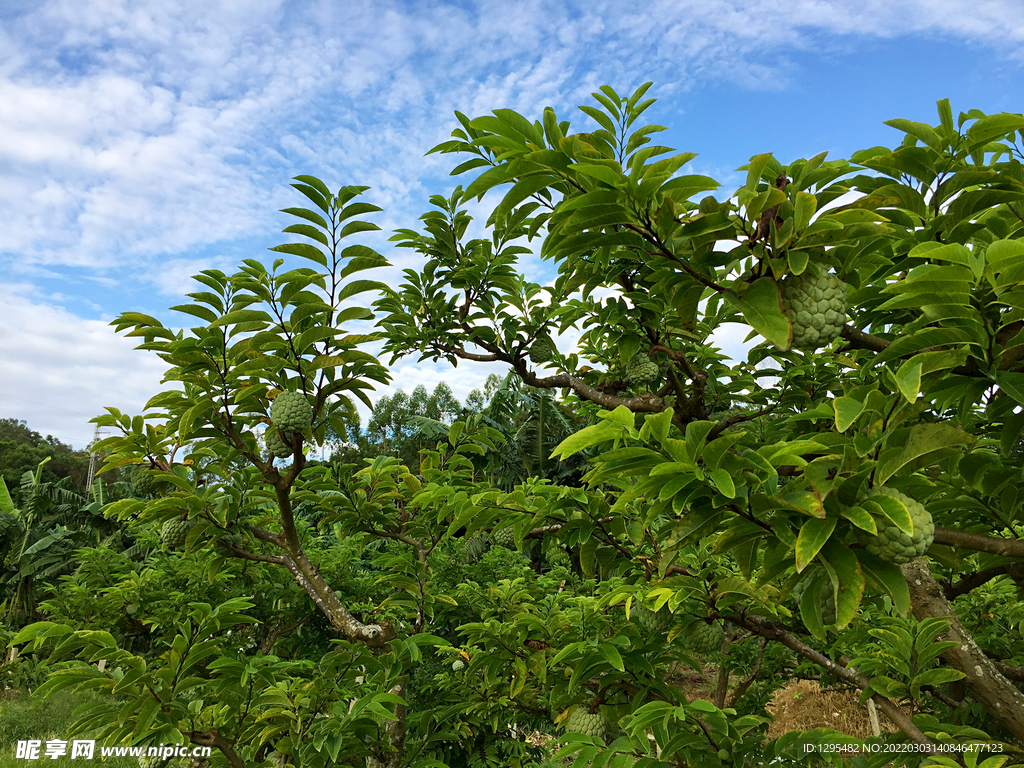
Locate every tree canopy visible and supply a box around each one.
[8,85,1024,768]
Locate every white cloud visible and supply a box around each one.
[2,0,1023,444]
[0,284,168,448]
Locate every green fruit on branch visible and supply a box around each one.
[855,487,934,564]
[160,518,194,549]
[130,468,162,497]
[780,270,848,351]
[686,621,725,654]
[266,428,292,459]
[792,574,837,625]
[633,603,673,634]
[545,541,572,568]
[625,353,659,387]
[565,707,607,739]
[529,335,556,364]
[491,526,516,549]
[271,391,313,435]
[218,532,244,549]
[451,659,465,672]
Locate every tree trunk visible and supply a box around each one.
[901,558,1024,742]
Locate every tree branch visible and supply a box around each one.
[933,528,1024,559]
[707,404,779,441]
[728,614,934,748]
[188,729,245,768]
[945,562,1024,599]
[840,325,891,352]
[726,637,767,708]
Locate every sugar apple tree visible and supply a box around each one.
[490,526,516,549]
[375,84,1024,759]
[625,353,659,388]
[16,85,1024,768]
[631,602,672,634]
[265,427,293,459]
[159,518,193,549]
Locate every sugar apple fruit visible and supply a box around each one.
[686,621,725,654]
[633,603,673,634]
[266,428,292,459]
[780,270,848,351]
[565,707,607,739]
[271,391,313,435]
[160,518,193,549]
[545,541,572,569]
[625,354,659,387]
[855,487,934,564]
[792,575,837,625]
[529,336,556,364]
[451,659,465,672]
[130,468,161,497]
[491,526,516,549]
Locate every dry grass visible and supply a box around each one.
[766,679,897,740]
[664,665,898,741]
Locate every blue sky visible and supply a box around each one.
[2,0,1023,448]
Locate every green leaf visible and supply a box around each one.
[795,518,837,572]
[840,505,876,535]
[599,643,625,672]
[575,164,624,187]
[996,372,1024,407]
[820,540,864,628]
[0,479,14,516]
[709,468,736,499]
[269,242,328,267]
[857,552,911,616]
[965,114,1024,149]
[209,309,272,329]
[787,249,809,276]
[884,119,945,152]
[894,359,922,404]
[725,278,792,350]
[833,397,865,432]
[874,423,975,486]
[793,191,817,233]
[744,154,773,191]
[863,496,913,536]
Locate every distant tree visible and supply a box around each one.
[362,382,465,466]
[0,418,92,496]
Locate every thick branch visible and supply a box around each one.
[945,562,1024,599]
[900,558,1024,742]
[993,661,1024,683]
[933,528,1024,559]
[188,729,245,768]
[707,404,778,441]
[840,325,891,352]
[730,614,933,747]
[281,547,396,648]
[514,360,668,413]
